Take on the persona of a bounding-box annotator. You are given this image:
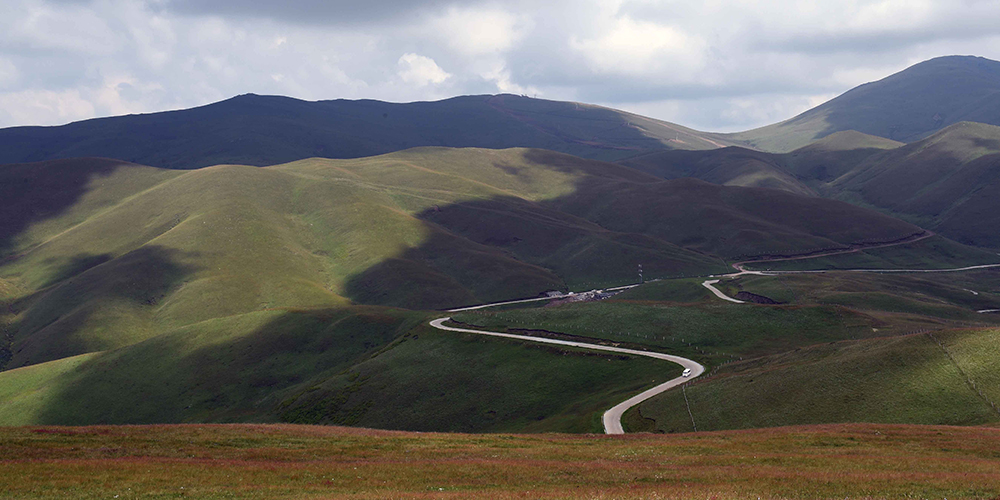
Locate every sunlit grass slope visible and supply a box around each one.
[453,271,1000,432]
[639,328,1000,433]
[623,272,1000,432]
[0,147,978,430]
[3,148,932,369]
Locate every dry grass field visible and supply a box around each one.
[3,423,1000,499]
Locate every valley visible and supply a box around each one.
[3,52,1000,499]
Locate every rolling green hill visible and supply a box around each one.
[613,130,903,196]
[447,269,1000,433]
[1,148,935,369]
[0,94,737,169]
[727,55,1000,152]
[621,121,1000,250]
[618,147,816,196]
[639,328,1000,432]
[826,122,1000,247]
[780,130,904,184]
[0,146,956,428]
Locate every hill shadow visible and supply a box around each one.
[0,147,947,430]
[342,149,929,310]
[0,158,130,258]
[342,152,738,309]
[29,306,418,425]
[4,245,197,370]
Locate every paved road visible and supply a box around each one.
[704,264,1000,304]
[767,263,1000,274]
[428,317,703,435]
[731,231,937,272]
[447,284,640,312]
[701,279,744,304]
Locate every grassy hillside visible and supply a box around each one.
[627,272,1000,432]
[619,146,816,196]
[0,150,725,368]
[4,423,1000,499]
[2,148,934,369]
[716,270,1000,322]
[0,147,986,431]
[827,122,1000,247]
[740,235,1000,272]
[451,268,1000,433]
[277,324,677,433]
[548,176,923,260]
[453,299,882,364]
[0,93,738,169]
[639,329,1000,433]
[0,306,674,432]
[622,122,1000,250]
[781,130,904,185]
[726,55,1000,151]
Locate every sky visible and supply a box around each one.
[2,0,1000,132]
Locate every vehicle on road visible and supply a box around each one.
[682,368,692,377]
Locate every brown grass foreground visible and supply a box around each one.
[2,424,999,499]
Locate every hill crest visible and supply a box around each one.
[727,55,1000,152]
[0,94,739,169]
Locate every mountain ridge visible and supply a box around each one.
[0,93,737,169]
[727,55,1000,151]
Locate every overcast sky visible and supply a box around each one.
[3,0,1000,132]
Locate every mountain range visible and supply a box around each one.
[2,54,1000,431]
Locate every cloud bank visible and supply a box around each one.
[3,0,1000,131]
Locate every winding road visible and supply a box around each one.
[701,279,745,304]
[431,248,1000,435]
[702,264,1000,303]
[428,317,703,435]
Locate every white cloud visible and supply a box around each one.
[426,6,526,56]
[479,61,538,95]
[570,16,708,78]
[2,0,1000,131]
[397,53,451,86]
[0,89,96,126]
[0,58,18,86]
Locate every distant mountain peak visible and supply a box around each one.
[727,55,1000,152]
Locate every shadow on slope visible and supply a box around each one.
[18,304,671,433]
[22,306,421,425]
[828,123,1000,247]
[0,158,130,256]
[6,246,197,370]
[619,147,816,196]
[343,148,927,307]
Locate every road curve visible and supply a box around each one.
[701,279,745,303]
[428,317,704,435]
